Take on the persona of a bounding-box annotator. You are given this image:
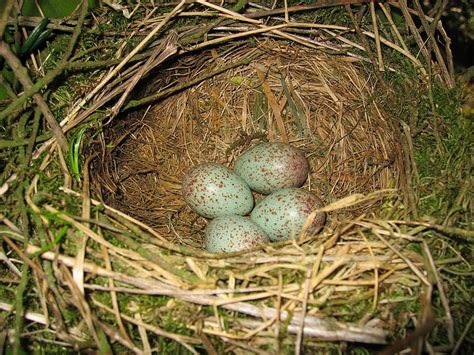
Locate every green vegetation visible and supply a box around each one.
[1,1,472,353]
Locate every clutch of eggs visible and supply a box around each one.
[181,163,254,218]
[181,143,326,252]
[234,142,309,194]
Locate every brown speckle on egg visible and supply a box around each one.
[234,142,309,194]
[182,163,254,218]
[205,215,269,253]
[250,188,326,241]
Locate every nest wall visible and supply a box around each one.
[93,42,403,246]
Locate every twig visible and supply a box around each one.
[27,243,387,344]
[94,318,142,354]
[124,49,264,110]
[0,0,14,37]
[452,316,474,355]
[0,133,51,149]
[60,264,101,347]
[185,24,287,52]
[42,204,196,285]
[397,0,431,67]
[110,34,178,117]
[345,5,384,83]
[412,0,453,87]
[93,299,200,354]
[244,0,374,19]
[0,0,88,123]
[196,0,261,25]
[59,0,187,133]
[389,220,474,242]
[422,241,454,346]
[295,266,312,355]
[378,3,410,53]
[98,226,135,347]
[369,1,384,71]
[0,41,68,152]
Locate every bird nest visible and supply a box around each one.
[2,1,462,352]
[93,42,403,248]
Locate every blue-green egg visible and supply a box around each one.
[205,215,269,253]
[234,142,309,194]
[182,163,254,218]
[250,188,326,241]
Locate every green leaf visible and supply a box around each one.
[68,126,87,182]
[29,225,69,258]
[20,18,49,56]
[230,76,243,85]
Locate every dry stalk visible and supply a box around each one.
[59,0,187,131]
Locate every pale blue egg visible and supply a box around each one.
[250,188,325,241]
[182,163,254,218]
[234,142,309,194]
[205,215,269,253]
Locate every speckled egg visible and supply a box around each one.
[205,215,269,253]
[250,188,326,241]
[234,142,309,194]
[182,163,254,218]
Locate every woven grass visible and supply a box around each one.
[1,1,472,354]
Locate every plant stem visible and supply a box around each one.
[0,0,15,37]
[124,49,263,110]
[0,41,69,152]
[0,0,88,124]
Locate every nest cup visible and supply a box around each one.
[92,42,403,248]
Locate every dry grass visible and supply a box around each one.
[1,1,470,354]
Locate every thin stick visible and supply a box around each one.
[255,64,289,143]
[422,241,454,345]
[295,266,312,355]
[245,0,374,20]
[284,0,290,23]
[0,41,68,152]
[59,0,187,129]
[397,0,431,65]
[452,316,474,355]
[93,299,200,354]
[379,3,410,53]
[389,220,474,241]
[413,0,453,87]
[345,5,383,82]
[26,244,387,344]
[0,0,88,123]
[373,231,430,286]
[185,24,287,52]
[369,1,384,71]
[110,36,177,117]
[196,0,261,24]
[99,226,135,346]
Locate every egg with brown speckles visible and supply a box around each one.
[234,142,309,194]
[205,215,269,253]
[182,163,254,218]
[250,188,326,241]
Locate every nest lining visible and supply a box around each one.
[94,42,403,247]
